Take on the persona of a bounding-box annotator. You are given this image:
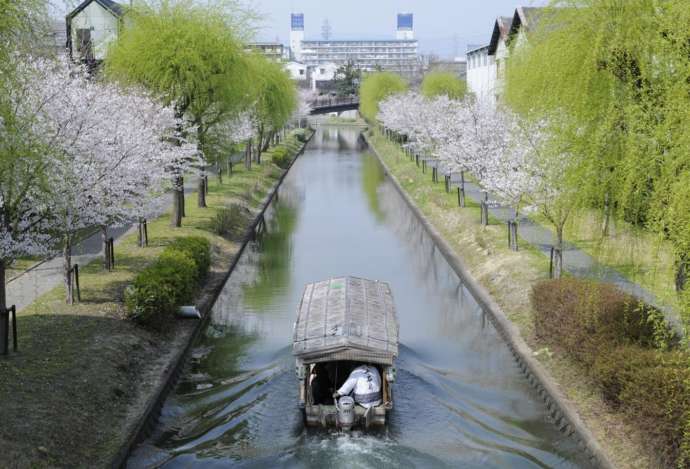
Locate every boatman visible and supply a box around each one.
[333,364,382,408]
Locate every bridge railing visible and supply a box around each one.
[310,96,359,109]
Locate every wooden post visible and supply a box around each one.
[480,201,489,226]
[108,237,115,269]
[72,264,81,302]
[512,221,519,251]
[1,307,8,355]
[10,306,16,352]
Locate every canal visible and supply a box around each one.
[128,126,591,468]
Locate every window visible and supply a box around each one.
[299,69,305,75]
[76,28,93,61]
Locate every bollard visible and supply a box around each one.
[457,187,465,207]
[0,305,17,355]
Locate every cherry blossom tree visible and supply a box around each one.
[15,57,198,303]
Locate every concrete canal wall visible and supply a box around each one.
[112,130,315,468]
[362,131,615,469]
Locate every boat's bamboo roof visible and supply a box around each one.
[292,277,399,365]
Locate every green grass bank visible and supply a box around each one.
[0,129,312,468]
[365,127,668,469]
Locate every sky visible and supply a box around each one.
[251,0,548,59]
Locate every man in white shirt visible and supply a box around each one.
[333,364,382,408]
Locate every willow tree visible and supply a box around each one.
[359,72,408,123]
[105,0,255,219]
[505,0,690,317]
[420,71,467,100]
[247,54,297,165]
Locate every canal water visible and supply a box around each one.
[128,126,592,468]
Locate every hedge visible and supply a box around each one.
[531,278,689,467]
[531,278,675,365]
[125,236,211,329]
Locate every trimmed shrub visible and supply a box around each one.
[271,146,292,169]
[210,204,249,240]
[125,236,211,329]
[167,236,211,280]
[293,129,307,143]
[532,278,688,467]
[125,251,196,329]
[592,346,690,466]
[531,278,674,365]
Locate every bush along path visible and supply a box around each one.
[364,127,686,468]
[0,129,313,468]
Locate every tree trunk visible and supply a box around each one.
[553,225,564,279]
[676,254,688,292]
[197,168,207,208]
[180,176,186,217]
[217,162,223,185]
[63,235,73,304]
[171,176,182,227]
[245,140,252,170]
[101,225,109,270]
[602,192,611,237]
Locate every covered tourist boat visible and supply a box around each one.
[292,276,399,430]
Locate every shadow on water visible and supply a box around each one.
[128,126,593,468]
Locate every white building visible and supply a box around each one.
[466,8,543,106]
[289,13,419,78]
[285,61,307,81]
[66,0,124,63]
[466,44,495,104]
[310,62,339,90]
[487,15,513,103]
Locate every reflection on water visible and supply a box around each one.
[128,126,592,468]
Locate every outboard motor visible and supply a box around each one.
[336,396,355,430]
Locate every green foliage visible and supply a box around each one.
[210,204,250,239]
[167,236,211,280]
[248,54,297,133]
[124,236,211,329]
[505,0,690,318]
[591,346,690,467]
[105,0,255,164]
[270,146,291,169]
[532,278,676,364]
[293,129,308,143]
[532,278,689,466]
[420,71,467,100]
[334,60,362,97]
[359,72,408,122]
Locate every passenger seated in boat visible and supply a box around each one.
[310,363,333,405]
[333,364,381,408]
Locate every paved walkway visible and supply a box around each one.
[6,178,198,312]
[449,177,681,329]
[406,154,681,329]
